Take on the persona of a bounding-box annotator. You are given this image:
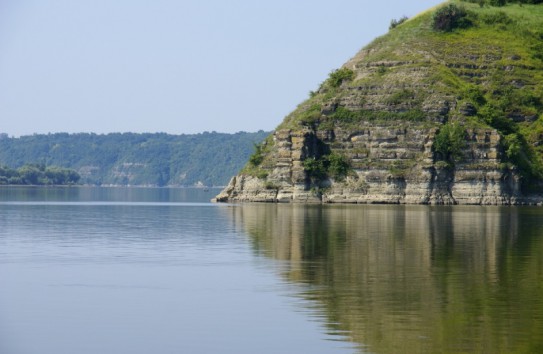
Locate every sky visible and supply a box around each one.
[0,0,444,137]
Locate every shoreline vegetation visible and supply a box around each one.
[0,184,226,188]
[0,164,80,186]
[0,165,227,188]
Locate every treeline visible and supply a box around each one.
[461,0,543,5]
[391,0,542,30]
[0,131,269,187]
[0,164,80,185]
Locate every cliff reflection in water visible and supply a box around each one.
[227,204,543,353]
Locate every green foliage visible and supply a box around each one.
[459,0,482,4]
[303,157,328,180]
[0,131,270,187]
[0,164,80,185]
[477,102,543,182]
[462,84,487,106]
[502,133,543,182]
[299,104,322,126]
[328,106,425,123]
[532,42,543,61]
[433,122,467,165]
[248,143,265,166]
[385,89,416,105]
[389,16,409,30]
[432,4,473,32]
[303,152,351,182]
[327,153,351,180]
[264,181,279,190]
[327,68,354,88]
[493,86,542,112]
[45,166,81,185]
[480,11,513,25]
[460,0,543,5]
[504,133,522,159]
[478,104,516,134]
[376,65,388,75]
[256,170,269,179]
[330,106,360,121]
[489,0,507,6]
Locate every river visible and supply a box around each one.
[1,186,542,353]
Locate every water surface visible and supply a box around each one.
[0,187,356,354]
[236,203,543,353]
[1,187,543,353]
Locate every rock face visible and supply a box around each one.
[215,2,543,205]
[214,126,525,204]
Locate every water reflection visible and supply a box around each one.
[228,204,543,353]
[0,186,221,203]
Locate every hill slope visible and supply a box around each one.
[216,0,543,204]
[0,131,269,187]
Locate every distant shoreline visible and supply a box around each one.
[0,184,225,188]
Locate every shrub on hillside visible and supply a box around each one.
[489,0,507,6]
[389,16,408,30]
[461,0,543,4]
[327,153,351,181]
[303,152,352,182]
[328,68,354,88]
[480,11,514,25]
[459,0,486,7]
[433,122,467,164]
[248,143,265,166]
[432,4,473,32]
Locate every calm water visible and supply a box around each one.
[1,187,543,353]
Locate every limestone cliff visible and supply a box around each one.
[215,1,543,205]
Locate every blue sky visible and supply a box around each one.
[0,0,444,136]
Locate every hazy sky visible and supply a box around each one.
[0,0,444,136]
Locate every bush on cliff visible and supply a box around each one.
[432,4,473,32]
[303,152,351,182]
[327,68,354,88]
[389,16,409,30]
[248,143,265,166]
[433,122,467,165]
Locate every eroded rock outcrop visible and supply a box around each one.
[214,126,526,205]
[215,2,543,205]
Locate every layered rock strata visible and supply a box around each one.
[214,126,529,205]
[214,2,543,205]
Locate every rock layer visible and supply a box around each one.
[214,126,531,205]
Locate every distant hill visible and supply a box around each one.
[0,131,269,187]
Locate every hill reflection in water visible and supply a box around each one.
[226,204,543,353]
